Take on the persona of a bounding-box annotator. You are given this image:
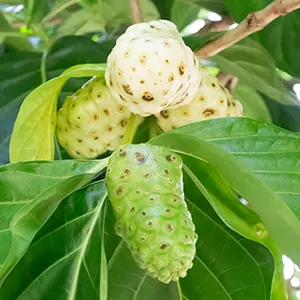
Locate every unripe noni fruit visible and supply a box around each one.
[56,77,141,158]
[105,20,201,116]
[156,72,243,132]
[106,144,197,284]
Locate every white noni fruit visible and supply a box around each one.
[105,20,201,117]
[155,71,243,132]
[56,77,141,159]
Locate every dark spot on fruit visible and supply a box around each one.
[76,125,80,129]
[144,173,151,178]
[166,208,171,213]
[97,93,101,98]
[165,59,169,64]
[116,187,123,195]
[119,94,125,101]
[119,148,126,157]
[136,190,141,195]
[166,155,176,162]
[123,84,133,95]
[202,109,215,117]
[212,83,216,88]
[185,235,188,239]
[184,219,188,224]
[179,62,185,75]
[132,67,136,71]
[162,90,168,96]
[168,178,174,183]
[233,102,236,107]
[89,149,94,152]
[124,168,130,174]
[142,91,154,101]
[65,128,68,132]
[72,104,75,108]
[120,120,128,127]
[164,169,169,175]
[167,224,173,231]
[108,126,113,131]
[160,244,168,250]
[85,97,88,101]
[193,57,197,65]
[120,175,124,179]
[171,125,177,130]
[147,221,153,226]
[168,73,174,82]
[93,136,99,140]
[140,80,144,84]
[103,109,109,116]
[177,84,183,92]
[140,54,147,63]
[136,152,145,163]
[150,197,155,201]
[129,226,132,231]
[77,139,82,143]
[160,110,169,119]
[182,111,189,116]
[107,143,111,147]
[199,96,205,101]
[93,114,99,120]
[77,116,81,120]
[76,151,80,155]
[141,212,146,216]
[164,41,170,47]
[173,198,178,203]
[130,207,135,212]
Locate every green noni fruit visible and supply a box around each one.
[106,144,197,284]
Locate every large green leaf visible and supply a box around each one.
[224,0,300,77]
[106,177,275,300]
[0,181,108,300]
[150,125,300,267]
[9,63,106,162]
[0,36,114,165]
[0,158,108,284]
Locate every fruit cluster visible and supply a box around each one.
[55,20,243,284]
[56,20,242,159]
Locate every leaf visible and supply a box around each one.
[0,158,108,284]
[0,181,108,300]
[181,154,286,299]
[232,83,272,123]
[106,180,275,300]
[150,126,300,267]
[211,38,296,105]
[224,0,300,77]
[0,35,114,165]
[9,63,106,162]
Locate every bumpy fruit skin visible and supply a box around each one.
[105,20,201,117]
[106,144,197,284]
[56,77,140,159]
[156,72,243,132]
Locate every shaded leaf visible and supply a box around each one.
[0,158,108,283]
[0,181,108,300]
[232,83,272,123]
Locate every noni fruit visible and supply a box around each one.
[106,144,197,284]
[56,77,141,159]
[105,20,201,116]
[156,72,243,132]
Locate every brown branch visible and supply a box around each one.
[195,0,300,58]
[194,16,235,35]
[130,0,143,24]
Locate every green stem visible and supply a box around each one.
[122,113,137,145]
[40,49,48,83]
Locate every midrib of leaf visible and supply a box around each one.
[67,200,104,300]
[132,273,147,300]
[186,199,267,300]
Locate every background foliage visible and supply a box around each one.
[1,0,300,299]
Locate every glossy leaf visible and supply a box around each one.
[0,158,108,283]
[150,128,300,266]
[0,181,108,300]
[9,63,106,162]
